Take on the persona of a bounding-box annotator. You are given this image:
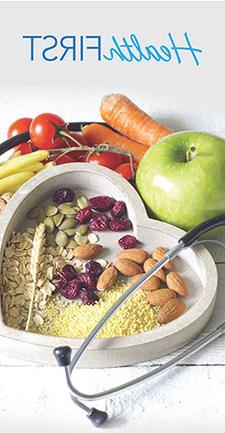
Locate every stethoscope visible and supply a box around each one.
[1,128,225,428]
[53,215,225,428]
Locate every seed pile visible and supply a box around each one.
[37,281,160,339]
[0,227,97,331]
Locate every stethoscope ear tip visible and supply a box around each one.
[53,346,72,366]
[87,408,108,427]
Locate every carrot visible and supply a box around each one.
[82,123,148,164]
[100,94,172,147]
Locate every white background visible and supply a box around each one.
[1,2,225,433]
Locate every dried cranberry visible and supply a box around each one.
[53,188,75,205]
[109,217,132,232]
[80,289,99,305]
[79,272,97,290]
[119,235,138,249]
[85,261,102,278]
[89,196,116,212]
[52,271,67,294]
[62,264,78,281]
[62,279,81,300]
[76,206,93,223]
[111,201,127,218]
[90,214,109,231]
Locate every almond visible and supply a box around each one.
[166,272,189,296]
[157,299,186,324]
[145,288,176,306]
[73,244,103,260]
[117,248,149,264]
[97,266,118,291]
[115,258,143,277]
[143,258,166,282]
[152,247,175,271]
[130,274,160,291]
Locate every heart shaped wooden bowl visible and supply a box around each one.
[0,164,217,367]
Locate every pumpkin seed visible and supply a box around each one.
[88,233,99,244]
[67,239,78,249]
[46,233,57,247]
[77,196,89,209]
[76,224,89,235]
[44,217,55,233]
[59,218,76,231]
[45,205,58,216]
[53,213,64,227]
[55,230,68,247]
[64,228,77,236]
[28,206,45,220]
[74,234,88,245]
[58,204,76,215]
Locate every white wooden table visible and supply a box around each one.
[1,90,225,432]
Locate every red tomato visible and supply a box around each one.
[8,117,33,155]
[7,117,32,138]
[29,113,66,150]
[121,154,130,163]
[49,153,75,165]
[14,142,32,155]
[63,131,88,162]
[87,152,122,170]
[115,163,133,180]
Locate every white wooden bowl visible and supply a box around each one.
[0,164,217,367]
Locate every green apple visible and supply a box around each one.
[136,131,225,230]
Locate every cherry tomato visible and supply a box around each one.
[63,131,88,162]
[7,117,32,138]
[14,142,33,155]
[49,153,75,165]
[7,117,33,155]
[115,163,133,180]
[121,154,130,163]
[29,113,66,150]
[87,152,122,170]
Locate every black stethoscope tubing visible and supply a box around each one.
[0,122,111,156]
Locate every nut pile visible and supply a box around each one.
[114,246,188,324]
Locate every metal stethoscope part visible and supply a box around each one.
[53,215,225,427]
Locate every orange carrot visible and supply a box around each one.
[82,123,148,164]
[100,94,172,147]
